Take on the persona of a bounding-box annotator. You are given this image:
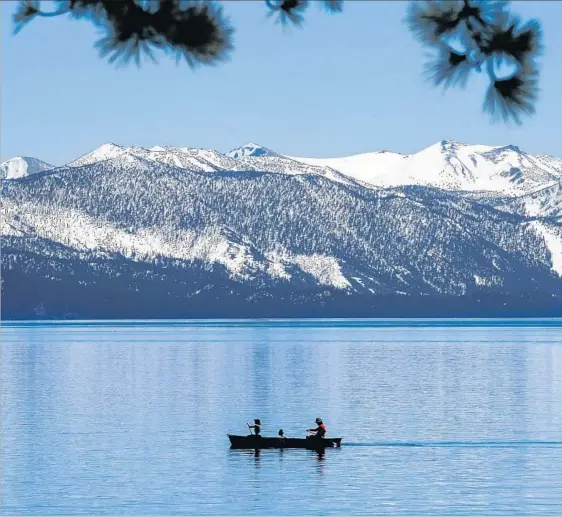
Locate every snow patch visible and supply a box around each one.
[531,221,562,277]
[264,251,292,280]
[292,254,351,289]
[474,275,503,287]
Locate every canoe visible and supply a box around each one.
[228,434,342,449]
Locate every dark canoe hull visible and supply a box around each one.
[228,434,342,450]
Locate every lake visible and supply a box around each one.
[2,319,562,515]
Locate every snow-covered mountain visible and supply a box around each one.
[62,142,356,185]
[289,140,562,195]
[2,147,562,319]
[0,156,54,180]
[2,139,562,318]
[9,139,562,195]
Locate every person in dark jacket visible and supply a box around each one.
[248,419,261,436]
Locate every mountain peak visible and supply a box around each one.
[436,139,466,150]
[227,142,280,159]
[99,142,122,151]
[0,156,54,180]
[90,142,124,156]
[69,142,127,167]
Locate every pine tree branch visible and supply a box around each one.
[484,64,539,125]
[265,0,310,27]
[406,0,542,124]
[13,0,70,33]
[425,45,473,89]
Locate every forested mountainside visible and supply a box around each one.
[2,141,561,319]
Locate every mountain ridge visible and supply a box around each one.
[4,139,562,196]
[2,139,562,319]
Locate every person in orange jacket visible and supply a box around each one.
[308,417,327,438]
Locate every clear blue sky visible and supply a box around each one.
[2,1,561,165]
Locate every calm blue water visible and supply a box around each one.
[2,319,562,515]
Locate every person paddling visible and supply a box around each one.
[248,419,261,437]
[308,417,327,438]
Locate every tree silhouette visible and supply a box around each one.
[14,0,542,125]
[406,1,542,125]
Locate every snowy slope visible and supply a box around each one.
[493,180,562,219]
[289,140,562,195]
[0,157,54,180]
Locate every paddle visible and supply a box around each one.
[247,422,254,435]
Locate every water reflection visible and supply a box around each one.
[228,447,330,477]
